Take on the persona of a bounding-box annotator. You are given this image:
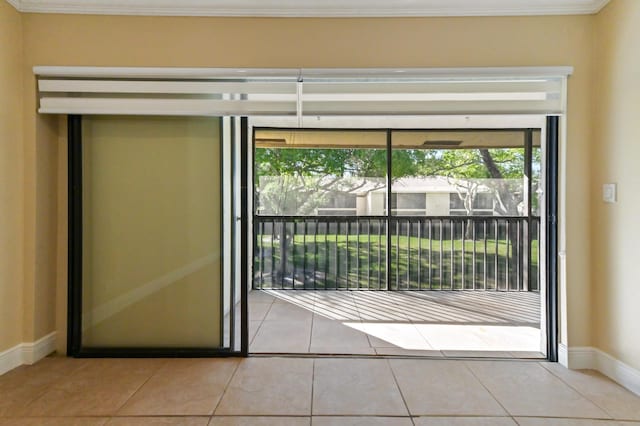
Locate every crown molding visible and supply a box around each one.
[12,0,611,17]
[5,0,22,11]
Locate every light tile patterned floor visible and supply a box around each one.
[249,290,543,357]
[1,356,639,425]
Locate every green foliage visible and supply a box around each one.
[397,148,527,180]
[255,148,389,177]
[256,147,528,180]
[255,142,538,216]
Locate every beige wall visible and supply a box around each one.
[21,92,58,344]
[15,12,596,351]
[0,1,24,352]
[592,0,640,371]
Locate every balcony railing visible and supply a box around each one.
[254,216,540,292]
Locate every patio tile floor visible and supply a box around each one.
[249,290,543,357]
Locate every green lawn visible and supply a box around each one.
[255,233,540,291]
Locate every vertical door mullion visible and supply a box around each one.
[386,130,393,290]
[240,117,249,356]
[545,116,559,362]
[67,115,83,356]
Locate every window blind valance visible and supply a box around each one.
[34,66,571,117]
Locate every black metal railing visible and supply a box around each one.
[253,216,540,292]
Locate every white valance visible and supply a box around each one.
[34,66,572,117]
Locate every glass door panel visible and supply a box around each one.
[253,129,388,291]
[389,129,538,291]
[81,116,223,349]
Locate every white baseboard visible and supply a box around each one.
[565,345,597,369]
[593,348,640,396]
[22,332,57,365]
[565,345,640,396]
[0,344,24,376]
[558,343,569,367]
[0,332,57,376]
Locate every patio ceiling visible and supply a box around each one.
[254,129,542,149]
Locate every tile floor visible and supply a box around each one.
[1,355,639,425]
[249,290,543,357]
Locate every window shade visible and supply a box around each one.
[35,66,571,116]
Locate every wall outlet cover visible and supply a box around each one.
[603,183,617,203]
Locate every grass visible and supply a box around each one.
[255,233,540,291]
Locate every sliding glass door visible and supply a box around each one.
[252,127,542,295]
[69,115,238,355]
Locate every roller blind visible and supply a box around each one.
[35,66,571,116]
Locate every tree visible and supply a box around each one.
[255,145,534,217]
[404,148,528,216]
[255,148,419,215]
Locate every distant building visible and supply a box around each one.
[257,176,532,216]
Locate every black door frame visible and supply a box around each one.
[545,116,559,362]
[247,121,560,361]
[67,115,558,361]
[66,114,244,358]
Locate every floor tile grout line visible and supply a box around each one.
[537,361,620,421]
[353,293,377,350]
[409,322,436,351]
[259,297,276,322]
[5,364,82,416]
[72,414,212,418]
[250,298,274,346]
[112,358,172,416]
[33,357,92,393]
[385,358,415,424]
[511,414,630,421]
[308,295,316,353]
[211,358,243,416]
[410,415,516,419]
[353,293,410,353]
[248,295,274,352]
[462,360,513,418]
[212,415,310,417]
[315,415,412,418]
[463,362,626,422]
[310,359,316,421]
[530,362,618,420]
[411,320,440,352]
[17,359,165,418]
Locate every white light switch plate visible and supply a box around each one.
[603,183,617,203]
